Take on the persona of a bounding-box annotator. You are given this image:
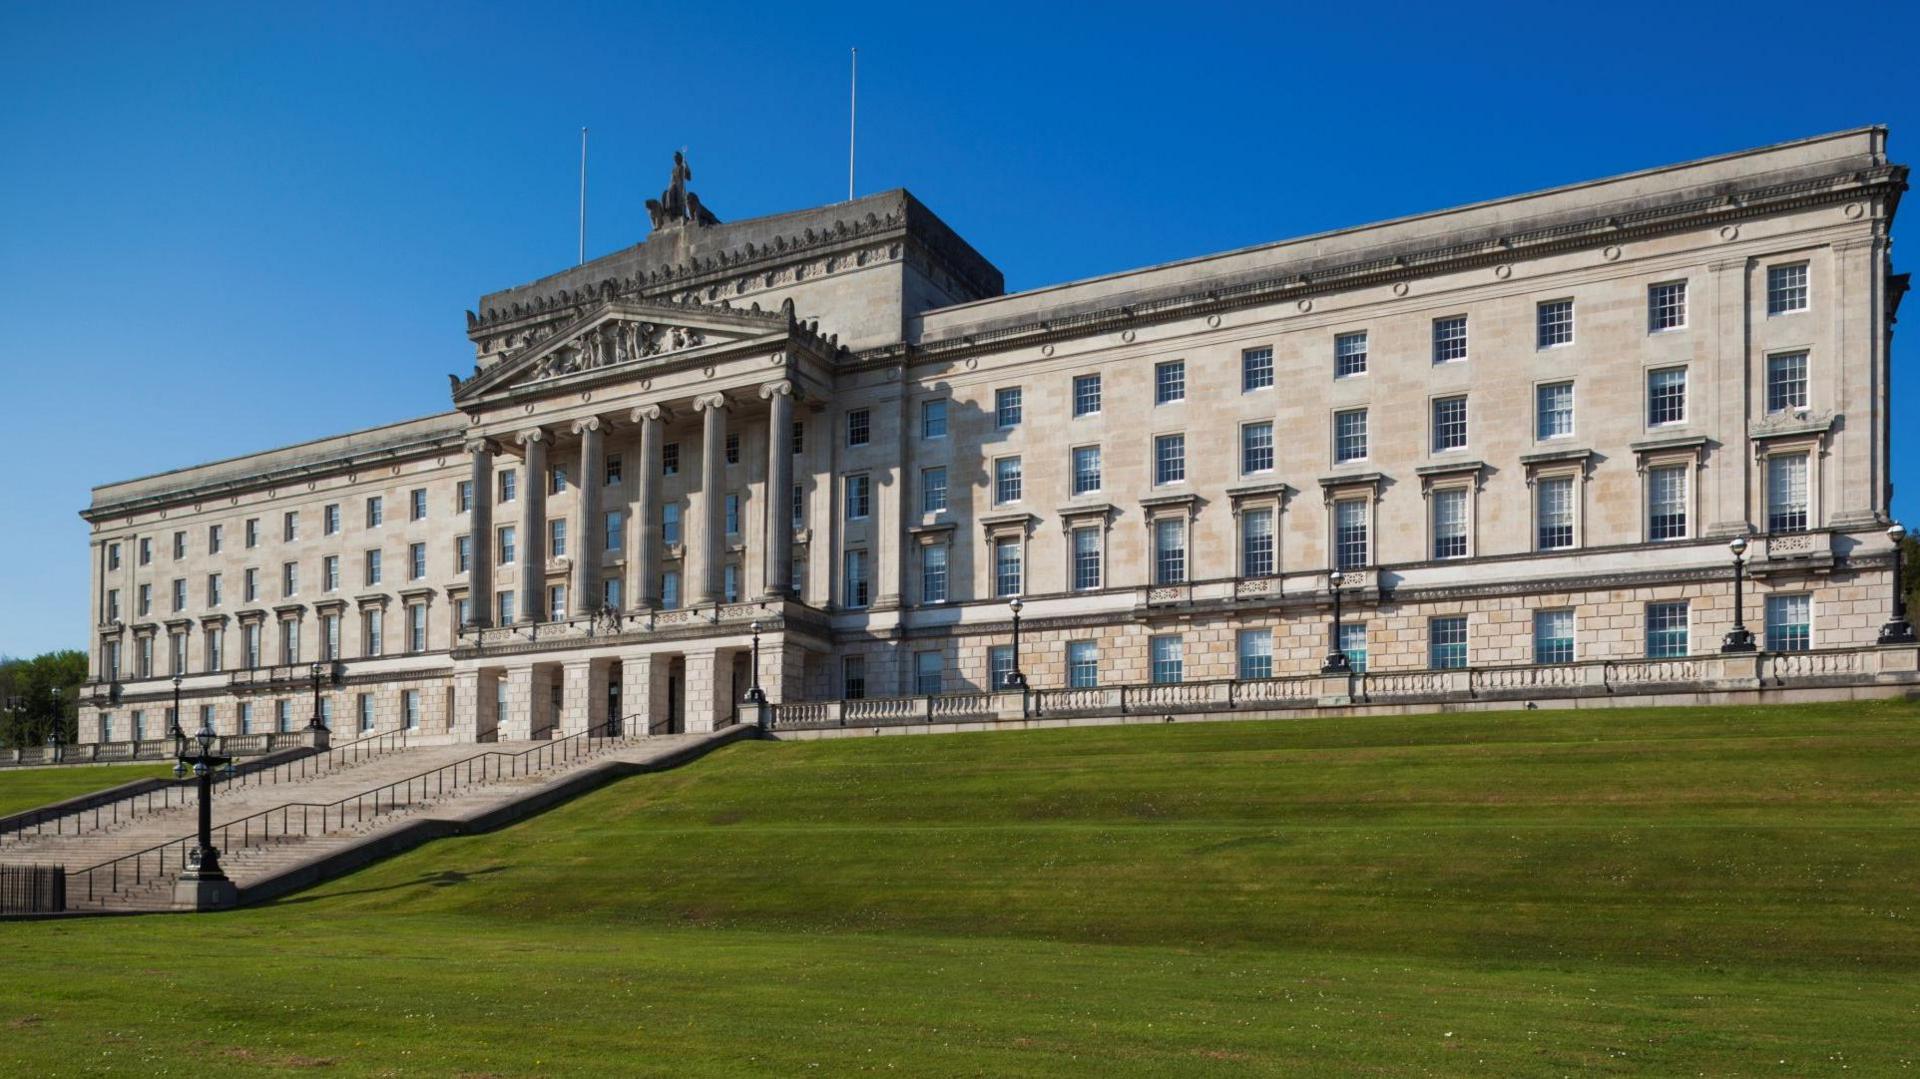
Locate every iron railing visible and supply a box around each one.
[0,864,65,914]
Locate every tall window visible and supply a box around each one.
[1429,616,1467,669]
[1431,396,1468,452]
[499,525,518,564]
[1765,594,1812,652]
[1648,367,1687,426]
[1237,629,1274,680]
[843,550,870,608]
[723,564,739,603]
[1072,446,1102,495]
[456,535,472,573]
[993,538,1022,597]
[1334,409,1368,462]
[1241,423,1274,474]
[1536,299,1574,348]
[276,700,293,734]
[1150,635,1184,684]
[659,573,678,610]
[845,475,871,520]
[842,656,866,700]
[722,437,738,467]
[1766,453,1810,533]
[1334,331,1368,378]
[1154,360,1186,404]
[920,544,949,604]
[1072,373,1102,417]
[791,422,804,455]
[1648,465,1689,541]
[172,531,186,560]
[139,537,151,565]
[1072,527,1102,591]
[1533,610,1575,664]
[366,496,384,528]
[995,386,1023,428]
[1153,518,1187,585]
[1536,382,1574,440]
[1432,315,1468,363]
[606,454,623,486]
[322,614,340,660]
[245,519,260,547]
[280,618,300,665]
[792,485,805,528]
[1649,280,1688,331]
[403,689,421,731]
[1154,434,1186,485]
[364,549,382,586]
[922,467,949,513]
[661,445,679,476]
[322,505,340,535]
[994,457,1023,505]
[846,408,871,447]
[1432,488,1468,559]
[1241,507,1275,577]
[1646,601,1690,658]
[921,398,948,439]
[457,480,473,513]
[1067,641,1098,688]
[357,694,374,734]
[604,511,624,553]
[549,519,567,558]
[989,646,1015,690]
[1335,499,1368,569]
[1338,623,1368,672]
[208,524,222,554]
[244,624,261,667]
[1767,263,1809,315]
[282,561,299,597]
[1241,347,1274,391]
[914,651,943,696]
[661,505,681,546]
[171,578,186,612]
[363,609,384,655]
[284,511,300,542]
[410,488,428,521]
[1767,352,1808,413]
[500,469,518,501]
[1536,476,1575,550]
[204,627,222,671]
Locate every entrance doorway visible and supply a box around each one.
[606,661,623,736]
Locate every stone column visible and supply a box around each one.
[683,649,719,733]
[629,405,665,609]
[452,669,481,742]
[691,393,729,607]
[760,380,796,599]
[559,659,596,736]
[1705,258,1752,537]
[500,665,534,740]
[517,428,548,622]
[620,653,658,736]
[571,417,605,612]
[465,439,495,627]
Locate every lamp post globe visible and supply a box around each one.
[1322,569,1351,674]
[1005,597,1027,689]
[1722,535,1756,653]
[1880,521,1916,645]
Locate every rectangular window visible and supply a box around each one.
[660,573,679,610]
[1766,352,1808,413]
[498,591,516,625]
[1237,629,1274,680]
[205,573,223,607]
[138,636,152,678]
[323,555,340,592]
[1072,527,1102,591]
[322,505,339,536]
[1432,315,1468,363]
[1766,453,1810,533]
[791,421,804,456]
[1067,444,1104,496]
[551,466,569,494]
[1767,263,1809,316]
[921,543,949,604]
[363,608,384,655]
[457,480,473,513]
[914,651,943,696]
[989,646,1015,691]
[107,589,120,622]
[921,398,948,439]
[244,624,261,667]
[1338,622,1368,673]
[1067,641,1099,688]
[1150,635,1184,684]
[245,519,259,548]
[357,694,373,734]
[994,457,1023,505]
[1335,499,1369,570]
[1154,434,1186,486]
[138,583,151,616]
[846,475,871,520]
[1241,507,1275,578]
[1534,610,1575,665]
[204,628,223,672]
[499,526,518,564]
[601,579,621,611]
[1536,299,1574,348]
[282,562,298,597]
[605,510,624,552]
[244,568,258,602]
[364,549,383,587]
[1649,280,1688,332]
[456,535,472,573]
[208,524,222,554]
[1242,346,1274,391]
[1154,360,1186,405]
[993,538,1022,597]
[725,494,741,536]
[1334,331,1368,378]
[1536,381,1574,440]
[1432,488,1468,559]
[922,467,949,513]
[410,488,428,521]
[661,444,679,476]
[366,496,384,528]
[172,531,186,560]
[1646,601,1690,658]
[606,454,623,486]
[409,542,427,580]
[1765,594,1812,652]
[276,700,292,734]
[842,656,866,700]
[723,435,739,467]
[108,542,121,570]
[661,505,681,546]
[403,689,421,731]
[280,619,300,665]
[1334,409,1368,463]
[1431,396,1468,452]
[1649,465,1689,541]
[843,549,870,608]
[846,408,870,447]
[1536,476,1575,550]
[139,537,151,565]
[1241,422,1274,475]
[1648,367,1687,426]
[995,386,1023,428]
[547,585,566,622]
[792,485,805,528]
[170,633,187,675]
[1429,616,1468,669]
[284,512,299,542]
[499,469,518,501]
[1073,373,1102,417]
[171,578,186,612]
[1153,517,1186,585]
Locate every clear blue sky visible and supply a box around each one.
[1,1,1915,658]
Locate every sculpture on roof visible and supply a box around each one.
[646,151,721,232]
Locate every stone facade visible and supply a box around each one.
[75,131,1913,744]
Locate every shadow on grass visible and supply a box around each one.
[269,865,512,906]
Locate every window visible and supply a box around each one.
[1767,263,1809,315]
[1241,507,1275,578]
[170,632,187,674]
[551,466,568,494]
[1154,434,1186,486]
[1431,396,1468,452]
[921,398,948,439]
[499,526,518,565]
[921,543,949,604]
[602,579,621,610]
[133,709,147,740]
[993,538,1022,597]
[1536,477,1575,550]
[989,646,1016,691]
[1153,518,1186,585]
[791,422,805,456]
[172,531,186,560]
[1338,622,1368,673]
[842,657,866,700]
[363,608,384,655]
[662,444,679,476]
[138,583,151,616]
[1335,499,1369,569]
[725,494,741,536]
[322,614,340,660]
[323,555,340,592]
[1432,315,1468,363]
[548,585,567,621]
[661,505,681,546]
[1534,610,1575,664]
[719,560,737,602]
[208,524,222,554]
[322,505,340,536]
[276,700,292,734]
[1067,641,1099,688]
[457,596,474,628]
[410,488,428,521]
[282,561,298,597]
[1430,616,1468,669]
[1536,299,1574,348]
[139,537,151,565]
[457,481,473,513]
[456,536,471,573]
[1150,635,1184,684]
[244,519,259,548]
[1765,594,1812,652]
[357,694,374,734]
[792,485,805,527]
[244,624,261,667]
[1648,465,1689,541]
[107,589,120,622]
[364,549,383,587]
[171,578,186,612]
[606,454,623,486]
[284,512,299,542]
[1648,367,1687,426]
[1155,360,1186,405]
[1334,409,1368,463]
[280,618,300,665]
[922,467,948,513]
[846,475,871,520]
[138,635,152,678]
[1237,629,1274,680]
[1068,446,1103,496]
[366,496,384,528]
[1241,423,1274,475]
[660,573,679,610]
[1766,453,1810,533]
[994,457,1023,505]
[846,408,870,447]
[204,628,223,671]
[843,549,870,608]
[1072,527,1102,591]
[499,469,518,502]
[723,435,739,466]
[108,542,121,571]
[1242,346,1274,391]
[1333,331,1368,378]
[244,568,258,602]
[995,387,1023,428]
[1073,373,1102,417]
[1649,280,1687,332]
[1646,601,1690,658]
[914,651,943,696]
[403,689,421,731]
[497,591,516,624]
[604,510,624,553]
[409,542,427,581]
[1767,352,1808,413]
[1432,488,1468,559]
[1536,382,1574,440]
[234,704,250,736]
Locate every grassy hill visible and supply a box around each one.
[2,699,1917,1076]
[0,762,172,818]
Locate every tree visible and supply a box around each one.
[0,649,87,749]
[1903,535,1920,631]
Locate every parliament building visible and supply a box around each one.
[75,128,1916,745]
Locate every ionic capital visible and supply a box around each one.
[463,437,498,456]
[692,392,729,413]
[571,416,604,436]
[516,426,549,446]
[758,379,796,401]
[630,403,670,424]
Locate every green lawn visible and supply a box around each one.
[2,700,1918,1076]
[0,762,171,818]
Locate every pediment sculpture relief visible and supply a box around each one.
[521,319,708,384]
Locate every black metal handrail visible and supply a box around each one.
[0,729,409,845]
[71,719,633,904]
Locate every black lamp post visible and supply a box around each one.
[2,697,21,750]
[49,687,63,754]
[173,716,235,893]
[1881,523,1916,645]
[745,621,767,704]
[1005,598,1027,689]
[1321,569,1351,673]
[1721,536,1756,653]
[169,673,186,741]
[307,662,328,732]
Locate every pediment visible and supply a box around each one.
[452,300,786,403]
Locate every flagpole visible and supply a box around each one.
[848,48,857,202]
[578,126,588,265]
